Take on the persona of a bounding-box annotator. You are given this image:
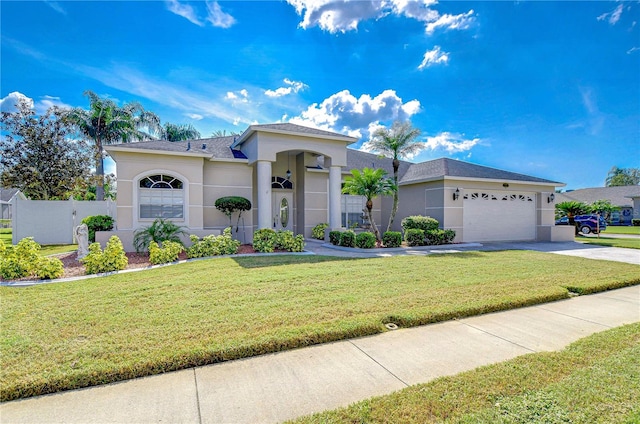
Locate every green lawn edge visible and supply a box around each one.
[290,323,640,424]
[578,236,640,250]
[2,252,639,402]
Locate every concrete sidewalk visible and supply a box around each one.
[2,285,638,424]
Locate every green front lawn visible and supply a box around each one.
[603,226,640,235]
[578,236,640,250]
[292,323,640,424]
[2,252,639,401]
[0,228,11,245]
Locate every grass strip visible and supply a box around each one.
[2,251,639,401]
[291,323,640,424]
[603,226,640,235]
[578,236,640,250]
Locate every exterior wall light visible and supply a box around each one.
[285,169,292,180]
[453,188,460,201]
[548,193,555,203]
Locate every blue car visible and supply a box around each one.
[555,215,607,234]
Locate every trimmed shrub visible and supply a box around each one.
[382,231,402,248]
[405,228,425,247]
[214,196,252,232]
[275,230,306,252]
[329,230,342,245]
[81,215,114,243]
[149,240,184,265]
[253,229,277,253]
[186,228,240,258]
[401,215,439,233]
[34,257,64,280]
[355,232,376,249]
[0,238,64,280]
[339,231,356,248]
[133,218,187,253]
[81,236,128,275]
[633,219,640,226]
[312,223,329,240]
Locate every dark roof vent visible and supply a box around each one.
[202,143,207,150]
[187,142,191,151]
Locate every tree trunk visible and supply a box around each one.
[95,138,105,201]
[386,158,400,233]
[366,200,381,242]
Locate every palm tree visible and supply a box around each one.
[211,129,240,137]
[66,91,160,200]
[342,167,396,242]
[556,201,590,235]
[367,121,422,232]
[159,123,201,141]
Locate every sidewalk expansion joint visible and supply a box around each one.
[534,306,614,328]
[348,341,410,388]
[193,368,203,424]
[457,321,537,353]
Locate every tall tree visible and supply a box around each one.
[605,166,640,186]
[65,91,160,200]
[159,123,201,141]
[0,99,91,200]
[367,121,422,232]
[211,129,240,137]
[342,167,396,242]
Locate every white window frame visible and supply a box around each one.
[134,171,188,227]
[341,195,365,228]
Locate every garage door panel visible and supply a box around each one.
[463,191,535,242]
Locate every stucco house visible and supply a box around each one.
[102,123,572,251]
[555,185,640,225]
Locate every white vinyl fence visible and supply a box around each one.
[12,197,116,245]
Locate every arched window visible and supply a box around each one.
[138,174,184,219]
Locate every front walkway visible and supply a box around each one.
[2,285,638,423]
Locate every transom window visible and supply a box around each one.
[138,174,184,219]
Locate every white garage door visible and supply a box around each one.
[463,190,536,242]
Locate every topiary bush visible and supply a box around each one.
[149,240,184,265]
[405,228,425,247]
[81,215,114,243]
[329,230,342,245]
[382,231,402,248]
[81,236,128,275]
[312,223,329,240]
[0,238,64,280]
[214,196,252,233]
[424,229,457,245]
[186,228,240,258]
[133,218,187,253]
[401,215,439,233]
[339,231,356,248]
[253,228,277,253]
[633,219,640,226]
[355,232,376,249]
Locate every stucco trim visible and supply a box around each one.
[400,175,564,188]
[106,146,211,159]
[233,125,357,148]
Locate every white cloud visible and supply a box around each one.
[597,4,624,25]
[165,0,236,28]
[0,91,34,112]
[165,0,204,26]
[418,46,449,70]
[627,46,640,54]
[424,10,474,34]
[423,132,480,153]
[44,1,67,15]
[225,89,249,103]
[286,0,474,35]
[185,113,204,120]
[35,95,72,113]
[206,1,236,28]
[289,89,420,140]
[265,78,308,97]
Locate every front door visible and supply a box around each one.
[272,191,293,231]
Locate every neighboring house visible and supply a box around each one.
[556,186,640,225]
[0,188,20,227]
[103,123,571,250]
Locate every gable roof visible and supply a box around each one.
[0,188,19,203]
[105,136,244,159]
[555,185,640,208]
[232,123,357,148]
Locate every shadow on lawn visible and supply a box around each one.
[232,255,356,268]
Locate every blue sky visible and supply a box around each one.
[1,0,638,190]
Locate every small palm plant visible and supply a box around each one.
[133,218,188,252]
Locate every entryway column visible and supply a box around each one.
[257,160,272,229]
[328,165,342,229]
